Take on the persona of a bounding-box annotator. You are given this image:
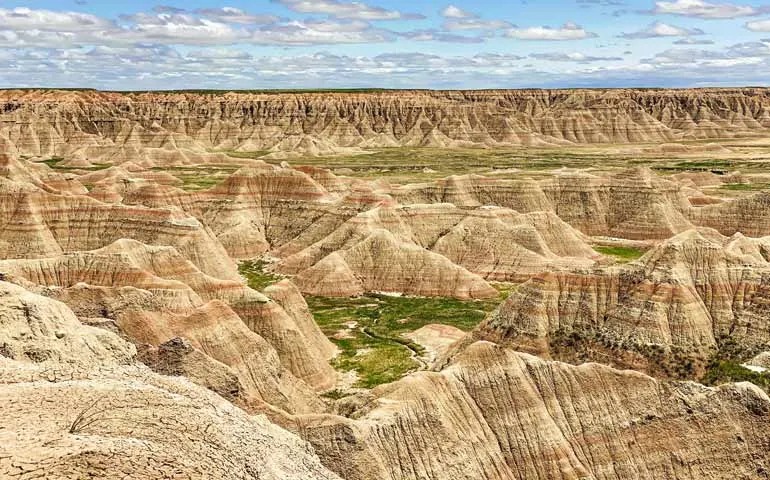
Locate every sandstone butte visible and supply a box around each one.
[0,88,770,479]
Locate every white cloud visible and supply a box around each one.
[118,13,248,45]
[443,19,513,31]
[274,0,424,20]
[727,39,770,55]
[2,45,770,90]
[746,18,770,31]
[247,20,396,45]
[0,7,402,47]
[674,37,715,43]
[653,0,763,19]
[530,52,623,62]
[399,29,485,43]
[505,23,597,40]
[440,5,478,19]
[621,21,705,38]
[0,7,113,32]
[194,7,278,24]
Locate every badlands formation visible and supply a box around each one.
[0,88,770,479]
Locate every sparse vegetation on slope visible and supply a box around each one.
[720,183,769,191]
[594,245,645,262]
[239,260,284,291]
[703,359,770,391]
[701,336,770,392]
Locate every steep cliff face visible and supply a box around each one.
[299,341,770,480]
[0,239,334,413]
[279,203,598,285]
[474,230,770,376]
[391,168,694,241]
[2,88,770,158]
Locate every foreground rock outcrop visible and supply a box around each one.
[298,341,770,480]
[0,281,340,480]
[0,239,334,413]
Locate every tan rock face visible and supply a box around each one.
[691,191,770,237]
[278,203,596,292]
[300,342,770,480]
[0,175,236,281]
[749,352,770,369]
[475,230,770,376]
[0,281,341,480]
[0,240,332,413]
[293,229,498,299]
[3,89,770,159]
[0,280,135,366]
[393,168,695,241]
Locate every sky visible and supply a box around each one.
[1,0,770,89]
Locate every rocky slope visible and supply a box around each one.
[392,168,695,240]
[0,239,335,413]
[2,88,770,160]
[298,341,770,480]
[0,281,340,480]
[473,229,770,376]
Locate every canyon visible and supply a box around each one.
[1,88,770,479]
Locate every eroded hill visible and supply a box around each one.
[2,89,770,480]
[3,88,770,161]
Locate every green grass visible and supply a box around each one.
[700,336,770,392]
[307,291,509,388]
[252,146,648,183]
[39,158,111,171]
[178,175,222,191]
[720,183,769,191]
[216,150,270,160]
[238,260,283,291]
[151,165,240,191]
[593,245,645,262]
[41,157,64,168]
[702,359,770,391]
[653,160,734,172]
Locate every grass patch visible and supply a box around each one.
[594,245,645,262]
[40,158,111,171]
[702,359,770,391]
[238,260,283,291]
[178,175,222,191]
[307,291,509,388]
[150,164,240,191]
[700,336,770,392]
[720,183,769,191]
[653,160,734,172]
[216,150,270,160]
[41,157,64,168]
[261,147,647,183]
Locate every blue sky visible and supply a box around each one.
[0,0,769,89]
